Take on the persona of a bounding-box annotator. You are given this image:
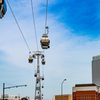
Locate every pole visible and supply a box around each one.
[33,51,44,100]
[35,52,42,100]
[61,82,63,100]
[3,83,26,100]
[61,79,66,100]
[3,83,5,100]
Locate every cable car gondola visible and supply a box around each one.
[42,86,44,88]
[42,77,44,80]
[41,59,45,65]
[40,34,50,49]
[34,73,37,77]
[28,56,33,63]
[0,0,7,18]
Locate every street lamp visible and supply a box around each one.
[61,79,66,100]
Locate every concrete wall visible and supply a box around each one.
[92,59,100,86]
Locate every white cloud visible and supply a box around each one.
[0,0,100,100]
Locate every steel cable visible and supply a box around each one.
[45,0,48,34]
[30,0,39,51]
[6,0,31,53]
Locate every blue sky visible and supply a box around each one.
[0,0,100,100]
[49,0,100,38]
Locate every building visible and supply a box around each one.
[92,55,100,86]
[1,94,9,99]
[72,83,100,100]
[55,94,72,100]
[0,94,31,100]
[1,94,20,100]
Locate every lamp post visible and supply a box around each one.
[52,95,55,100]
[61,79,66,100]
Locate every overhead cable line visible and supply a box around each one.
[6,0,31,53]
[30,0,39,51]
[45,0,48,34]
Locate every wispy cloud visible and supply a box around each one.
[0,0,100,99]
[49,0,100,38]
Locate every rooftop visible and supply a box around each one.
[93,55,100,60]
[75,83,96,87]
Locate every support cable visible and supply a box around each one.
[30,0,39,51]
[6,0,31,53]
[45,0,48,34]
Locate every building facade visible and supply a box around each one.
[55,94,72,100]
[92,55,100,86]
[72,83,100,100]
[1,94,20,100]
[1,94,30,100]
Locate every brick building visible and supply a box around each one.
[55,94,72,100]
[72,84,100,100]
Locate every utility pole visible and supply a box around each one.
[3,83,27,100]
[3,83,5,100]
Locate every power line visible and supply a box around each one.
[45,0,48,34]
[30,0,39,51]
[6,0,31,53]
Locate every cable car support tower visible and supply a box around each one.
[29,51,45,100]
[28,0,50,100]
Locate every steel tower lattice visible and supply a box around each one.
[33,51,44,100]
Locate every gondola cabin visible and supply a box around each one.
[42,86,44,88]
[40,34,50,49]
[42,59,45,65]
[42,77,44,80]
[0,0,7,18]
[28,56,33,63]
[34,73,37,77]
